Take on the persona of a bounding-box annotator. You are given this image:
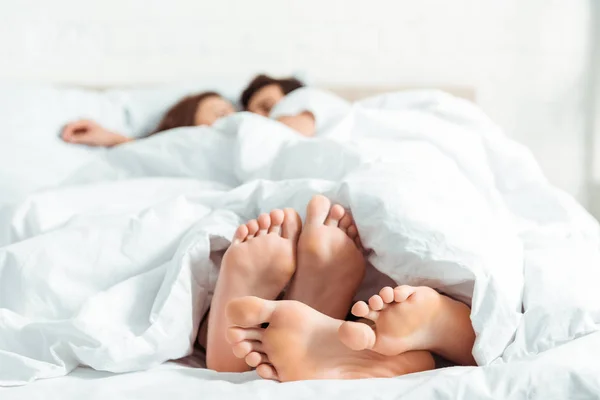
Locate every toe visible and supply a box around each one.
[379,287,395,304]
[246,220,259,239]
[338,320,377,351]
[348,225,364,252]
[232,224,249,244]
[256,364,279,381]
[231,341,252,358]
[257,213,271,236]
[325,204,345,227]
[268,209,284,235]
[305,195,332,225]
[347,225,358,239]
[393,285,417,303]
[351,301,379,322]
[245,352,269,368]
[368,294,385,311]
[281,208,302,241]
[351,301,369,317]
[232,340,264,358]
[226,296,277,328]
[338,212,353,232]
[354,236,364,250]
[226,327,263,344]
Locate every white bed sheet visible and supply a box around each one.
[3,332,599,400]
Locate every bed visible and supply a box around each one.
[1,83,599,400]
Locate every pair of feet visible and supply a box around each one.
[206,195,476,382]
[205,195,368,374]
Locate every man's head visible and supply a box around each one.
[240,75,305,117]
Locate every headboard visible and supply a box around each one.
[325,85,476,103]
[71,84,477,103]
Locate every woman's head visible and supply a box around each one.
[150,92,235,135]
[240,75,305,116]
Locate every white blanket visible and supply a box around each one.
[1,90,599,393]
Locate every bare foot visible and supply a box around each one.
[226,296,435,381]
[284,195,366,319]
[338,285,476,366]
[206,209,301,372]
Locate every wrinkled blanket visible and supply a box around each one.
[1,90,599,387]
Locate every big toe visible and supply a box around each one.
[226,296,277,328]
[338,320,376,351]
[305,195,332,225]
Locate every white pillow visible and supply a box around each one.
[269,87,351,134]
[105,79,249,138]
[108,72,309,138]
[0,73,309,203]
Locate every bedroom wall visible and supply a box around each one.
[0,0,594,208]
[590,0,600,218]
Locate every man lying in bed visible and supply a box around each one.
[199,194,477,382]
[60,75,319,146]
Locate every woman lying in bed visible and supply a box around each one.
[61,75,317,146]
[199,194,477,382]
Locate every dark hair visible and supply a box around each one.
[148,91,221,136]
[240,74,305,110]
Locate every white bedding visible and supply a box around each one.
[1,90,599,398]
[3,335,600,400]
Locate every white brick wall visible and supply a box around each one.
[0,0,593,206]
